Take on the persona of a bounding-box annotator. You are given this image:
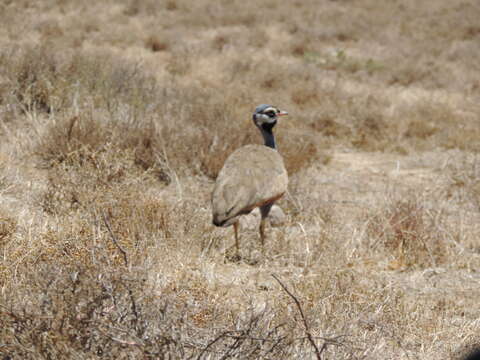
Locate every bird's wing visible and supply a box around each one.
[212,145,288,226]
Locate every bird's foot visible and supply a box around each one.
[225,246,242,263]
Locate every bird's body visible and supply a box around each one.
[211,104,289,256]
[212,144,288,227]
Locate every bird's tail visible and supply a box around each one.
[212,217,224,227]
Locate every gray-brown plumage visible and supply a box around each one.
[212,104,288,256]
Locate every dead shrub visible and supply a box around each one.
[290,86,320,107]
[279,135,322,175]
[36,114,110,167]
[4,44,320,181]
[0,46,64,114]
[247,27,269,48]
[299,91,398,151]
[165,0,178,11]
[130,128,171,183]
[312,115,352,139]
[0,259,329,359]
[402,102,450,138]
[36,112,170,184]
[37,181,173,270]
[445,154,480,212]
[0,264,188,358]
[388,58,449,88]
[145,35,169,52]
[38,144,166,217]
[211,34,230,51]
[102,197,172,255]
[351,113,390,151]
[166,99,255,179]
[252,62,291,91]
[291,42,310,57]
[165,51,192,76]
[405,120,438,140]
[367,196,449,269]
[396,100,480,152]
[0,212,16,247]
[37,19,64,40]
[0,45,158,119]
[123,0,164,16]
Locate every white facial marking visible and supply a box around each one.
[260,107,278,124]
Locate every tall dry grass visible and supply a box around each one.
[0,0,480,359]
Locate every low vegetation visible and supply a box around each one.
[0,0,479,358]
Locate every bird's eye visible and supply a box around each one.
[266,111,276,117]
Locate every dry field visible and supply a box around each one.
[1,0,480,359]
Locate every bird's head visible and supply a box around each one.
[252,104,288,132]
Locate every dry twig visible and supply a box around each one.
[102,210,129,267]
[101,211,139,328]
[272,273,323,360]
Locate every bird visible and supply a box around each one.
[211,104,288,257]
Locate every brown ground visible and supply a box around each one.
[1,0,480,359]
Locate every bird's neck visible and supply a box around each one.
[260,124,276,149]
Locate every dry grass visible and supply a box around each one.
[0,0,480,359]
[366,194,451,269]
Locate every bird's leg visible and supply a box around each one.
[259,218,266,248]
[259,204,273,253]
[233,221,240,257]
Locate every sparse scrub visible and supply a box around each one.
[395,99,480,152]
[367,195,450,269]
[0,264,328,358]
[36,113,170,182]
[145,35,169,52]
[0,46,65,114]
[445,153,480,213]
[0,211,16,247]
[0,0,479,359]
[351,112,390,151]
[0,45,158,120]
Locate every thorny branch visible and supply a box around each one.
[272,273,324,360]
[195,314,286,359]
[196,331,230,360]
[102,210,129,267]
[101,210,139,329]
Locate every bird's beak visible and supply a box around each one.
[277,110,288,116]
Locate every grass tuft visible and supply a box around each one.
[367,195,450,269]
